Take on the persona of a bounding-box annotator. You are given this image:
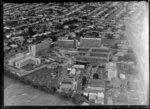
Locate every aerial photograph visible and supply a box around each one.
[3,2,149,106]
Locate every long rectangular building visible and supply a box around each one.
[76,47,110,64]
[28,39,52,56]
[80,38,101,48]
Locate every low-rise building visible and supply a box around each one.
[65,50,79,56]
[106,62,117,80]
[15,55,41,68]
[76,47,110,64]
[84,79,105,104]
[59,75,77,93]
[107,97,113,105]
[73,64,85,69]
[80,38,101,48]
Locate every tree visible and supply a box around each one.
[73,94,85,104]
[93,73,99,79]
[112,43,118,49]
[123,53,137,64]
[28,26,34,37]
[51,36,58,42]
[82,76,87,86]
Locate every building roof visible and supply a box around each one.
[60,84,74,90]
[80,38,101,48]
[81,102,90,105]
[101,39,119,46]
[57,40,77,49]
[30,39,52,52]
[62,76,75,84]
[88,79,105,88]
[76,56,108,63]
[117,93,128,103]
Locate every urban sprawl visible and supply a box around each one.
[4,2,147,105]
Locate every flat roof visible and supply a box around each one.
[76,56,108,60]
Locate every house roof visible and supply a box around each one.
[88,79,105,88]
[60,83,73,88]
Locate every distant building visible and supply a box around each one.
[101,39,119,47]
[80,38,101,48]
[28,39,52,56]
[11,36,24,42]
[57,39,78,49]
[65,50,79,56]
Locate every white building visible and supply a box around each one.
[8,53,25,66]
[15,55,41,68]
[106,62,117,80]
[73,64,85,69]
[8,52,41,68]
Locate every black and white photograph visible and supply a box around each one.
[3,1,149,106]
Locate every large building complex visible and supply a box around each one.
[8,53,41,68]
